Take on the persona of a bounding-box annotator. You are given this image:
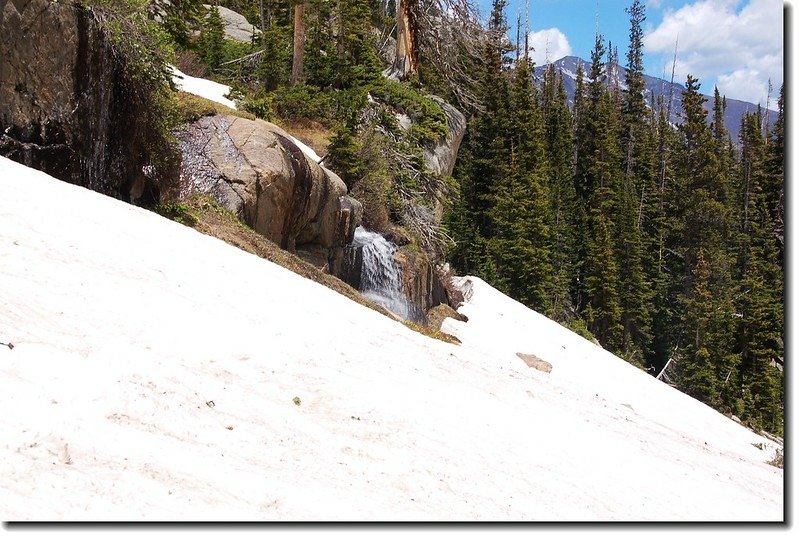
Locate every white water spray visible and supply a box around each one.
[351,227,417,320]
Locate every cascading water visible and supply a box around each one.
[351,226,418,321]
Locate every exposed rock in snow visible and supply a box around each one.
[176,114,361,272]
[515,352,553,373]
[0,157,783,521]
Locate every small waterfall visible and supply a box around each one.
[351,226,419,321]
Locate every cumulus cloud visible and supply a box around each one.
[527,28,573,66]
[643,0,783,107]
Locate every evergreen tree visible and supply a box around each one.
[734,108,784,433]
[650,101,678,374]
[447,0,511,277]
[672,75,737,407]
[571,61,590,312]
[151,0,206,49]
[488,56,552,311]
[197,4,225,69]
[542,65,578,321]
[584,88,625,351]
[678,249,718,404]
[763,85,785,263]
[616,0,655,365]
[737,200,784,434]
[336,0,383,88]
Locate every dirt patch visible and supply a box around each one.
[281,118,332,159]
[515,352,553,373]
[427,304,467,331]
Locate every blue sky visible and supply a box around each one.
[474,0,784,108]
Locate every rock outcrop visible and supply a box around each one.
[203,4,261,43]
[426,304,468,332]
[394,246,449,319]
[423,96,466,222]
[423,96,466,180]
[177,114,362,274]
[0,0,175,203]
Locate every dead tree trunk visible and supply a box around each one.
[290,2,306,85]
[389,0,418,79]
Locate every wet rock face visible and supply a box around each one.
[394,247,450,322]
[0,0,171,203]
[341,235,460,325]
[177,114,362,273]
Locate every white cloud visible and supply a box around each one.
[643,0,783,107]
[716,68,778,107]
[526,28,573,66]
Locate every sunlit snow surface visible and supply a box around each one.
[171,66,238,109]
[0,157,782,521]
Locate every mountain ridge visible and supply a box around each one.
[533,55,778,142]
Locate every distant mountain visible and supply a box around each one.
[533,56,778,143]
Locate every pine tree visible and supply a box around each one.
[734,108,784,433]
[488,56,552,311]
[737,200,784,434]
[650,101,678,374]
[197,4,225,69]
[584,87,625,351]
[763,85,785,263]
[542,65,578,321]
[336,0,382,88]
[584,212,623,350]
[573,38,608,320]
[616,0,655,365]
[571,61,590,312]
[447,0,511,278]
[672,75,737,406]
[678,249,718,404]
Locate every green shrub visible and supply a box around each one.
[154,202,198,226]
[369,79,448,144]
[174,92,257,123]
[240,92,274,121]
[566,317,598,344]
[271,84,333,123]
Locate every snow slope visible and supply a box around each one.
[0,156,783,521]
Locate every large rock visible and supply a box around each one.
[0,0,174,203]
[177,114,361,273]
[423,96,466,223]
[203,4,261,43]
[423,96,466,178]
[394,246,451,323]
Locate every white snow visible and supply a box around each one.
[286,134,322,164]
[171,66,237,110]
[0,156,783,521]
[170,67,322,164]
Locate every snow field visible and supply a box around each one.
[0,156,782,521]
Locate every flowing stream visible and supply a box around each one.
[351,226,418,321]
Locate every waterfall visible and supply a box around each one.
[351,226,419,321]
